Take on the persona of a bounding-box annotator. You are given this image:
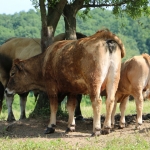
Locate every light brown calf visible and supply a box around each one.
[111,54,150,129]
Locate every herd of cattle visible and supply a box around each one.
[1,29,150,136]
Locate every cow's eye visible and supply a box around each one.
[10,72,15,77]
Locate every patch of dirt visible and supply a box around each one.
[1,114,150,148]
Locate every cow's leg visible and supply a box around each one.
[102,66,120,134]
[75,94,84,120]
[0,82,4,114]
[102,92,115,134]
[66,94,77,132]
[133,92,143,129]
[119,96,129,128]
[90,85,102,136]
[57,93,67,114]
[19,92,28,120]
[111,100,117,129]
[5,94,15,122]
[45,94,58,134]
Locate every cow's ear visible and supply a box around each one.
[13,59,23,71]
[15,63,23,71]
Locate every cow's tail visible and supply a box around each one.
[0,82,4,114]
[142,53,150,67]
[110,35,126,58]
[96,29,126,58]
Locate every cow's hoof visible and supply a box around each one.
[91,131,101,137]
[119,123,126,129]
[101,128,110,135]
[91,128,101,136]
[44,127,55,134]
[65,125,75,133]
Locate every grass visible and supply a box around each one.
[1,95,150,150]
[1,94,150,120]
[0,133,150,150]
[0,93,36,120]
[103,134,150,150]
[0,138,73,150]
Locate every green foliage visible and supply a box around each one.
[0,8,150,60]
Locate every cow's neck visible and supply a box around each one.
[24,53,46,92]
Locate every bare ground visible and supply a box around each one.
[1,114,150,148]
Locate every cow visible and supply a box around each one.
[0,37,41,121]
[5,29,125,136]
[0,32,86,122]
[111,53,150,130]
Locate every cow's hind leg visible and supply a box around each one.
[102,67,120,134]
[102,93,116,134]
[5,94,15,122]
[90,86,102,136]
[45,94,58,134]
[66,94,77,133]
[75,94,83,120]
[133,91,143,129]
[111,100,117,129]
[119,96,129,128]
[19,92,28,120]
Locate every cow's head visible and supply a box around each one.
[5,59,29,95]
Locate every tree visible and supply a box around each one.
[30,0,150,116]
[63,0,84,39]
[31,0,150,49]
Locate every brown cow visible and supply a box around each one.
[0,32,86,121]
[5,29,125,136]
[111,53,150,129]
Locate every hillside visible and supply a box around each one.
[0,8,150,60]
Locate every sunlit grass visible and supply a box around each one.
[0,133,150,150]
[1,94,150,120]
[0,138,73,150]
[0,93,36,120]
[1,95,150,150]
[103,133,150,150]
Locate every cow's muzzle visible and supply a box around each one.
[5,88,15,97]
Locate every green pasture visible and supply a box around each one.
[1,94,150,120]
[0,134,150,150]
[1,94,150,150]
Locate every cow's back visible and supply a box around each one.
[118,55,150,94]
[0,38,41,59]
[43,30,124,94]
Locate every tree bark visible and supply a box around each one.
[31,0,85,117]
[31,0,67,116]
[63,0,84,40]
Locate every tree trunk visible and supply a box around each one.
[63,5,77,40]
[63,0,84,40]
[31,0,66,117]
[31,0,85,117]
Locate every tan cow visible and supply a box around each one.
[0,32,86,121]
[5,29,125,136]
[0,37,41,121]
[111,53,150,129]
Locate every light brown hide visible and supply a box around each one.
[111,53,150,129]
